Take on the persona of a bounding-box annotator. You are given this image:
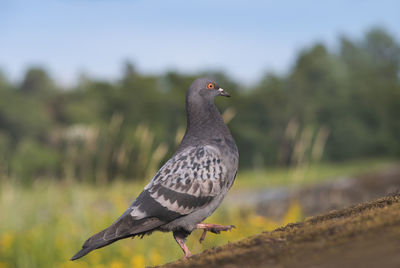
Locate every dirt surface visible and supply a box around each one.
[157,193,400,268]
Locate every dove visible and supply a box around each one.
[71,77,238,260]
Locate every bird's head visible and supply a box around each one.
[187,77,230,103]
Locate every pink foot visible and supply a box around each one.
[173,231,192,258]
[196,223,235,243]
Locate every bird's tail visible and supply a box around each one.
[71,214,164,261]
[70,227,129,260]
[71,247,93,261]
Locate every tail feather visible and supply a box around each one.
[70,228,128,260]
[71,247,94,261]
[71,215,164,260]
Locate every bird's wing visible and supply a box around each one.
[130,145,228,221]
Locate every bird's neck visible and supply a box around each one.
[183,98,228,142]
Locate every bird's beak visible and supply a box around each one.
[218,88,231,97]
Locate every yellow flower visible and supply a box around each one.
[0,233,14,251]
[282,201,302,224]
[130,255,145,268]
[110,260,124,268]
[149,250,163,266]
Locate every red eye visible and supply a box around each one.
[207,83,214,89]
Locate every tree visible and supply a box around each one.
[20,67,53,93]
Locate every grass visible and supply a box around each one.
[235,158,398,189]
[0,158,397,268]
[0,181,301,268]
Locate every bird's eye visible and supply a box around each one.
[207,83,214,90]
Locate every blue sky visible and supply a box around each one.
[1,0,399,86]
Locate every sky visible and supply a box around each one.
[1,0,399,86]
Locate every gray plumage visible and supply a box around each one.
[71,77,238,260]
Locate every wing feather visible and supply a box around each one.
[136,145,227,217]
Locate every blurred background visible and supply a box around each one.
[1,1,400,267]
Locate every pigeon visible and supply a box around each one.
[71,77,239,260]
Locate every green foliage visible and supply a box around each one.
[11,139,60,182]
[0,27,399,182]
[20,67,54,94]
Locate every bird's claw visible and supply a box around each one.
[199,229,207,243]
[198,224,235,243]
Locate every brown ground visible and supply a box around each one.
[158,193,400,268]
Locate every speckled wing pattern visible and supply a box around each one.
[137,145,227,217]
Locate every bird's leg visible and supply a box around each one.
[196,223,235,243]
[173,230,192,258]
